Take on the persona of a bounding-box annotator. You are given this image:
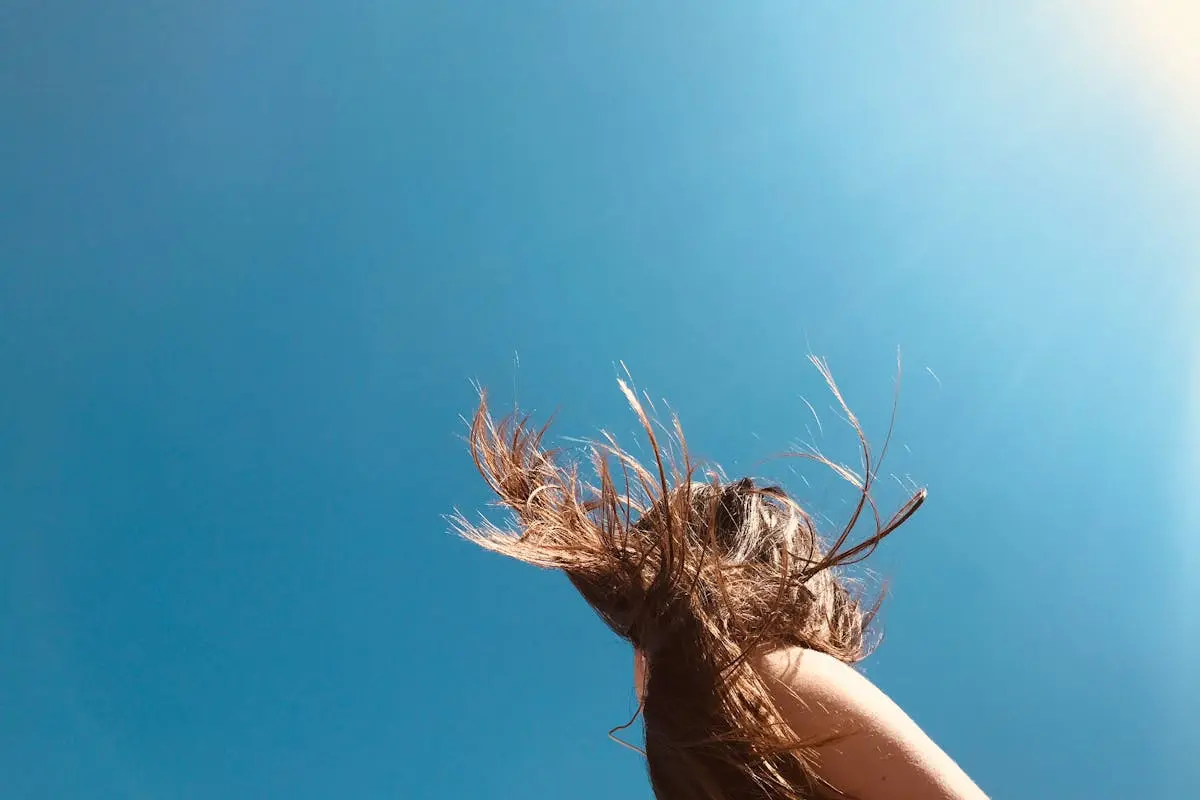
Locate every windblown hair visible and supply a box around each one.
[454,359,925,800]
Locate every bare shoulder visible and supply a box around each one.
[758,647,881,716]
[756,647,989,800]
[757,647,908,733]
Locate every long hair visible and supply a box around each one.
[453,358,925,799]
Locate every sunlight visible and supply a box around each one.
[1045,0,1200,730]
[1047,0,1200,173]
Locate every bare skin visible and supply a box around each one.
[634,648,988,800]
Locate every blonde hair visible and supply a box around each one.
[454,360,924,799]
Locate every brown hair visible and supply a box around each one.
[454,359,924,799]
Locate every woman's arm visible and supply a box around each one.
[759,647,988,800]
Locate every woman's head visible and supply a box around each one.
[455,363,923,799]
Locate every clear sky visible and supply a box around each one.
[3,3,1198,798]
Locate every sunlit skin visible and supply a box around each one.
[634,648,987,800]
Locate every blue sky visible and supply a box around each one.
[2,3,1198,798]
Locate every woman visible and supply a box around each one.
[456,363,987,799]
